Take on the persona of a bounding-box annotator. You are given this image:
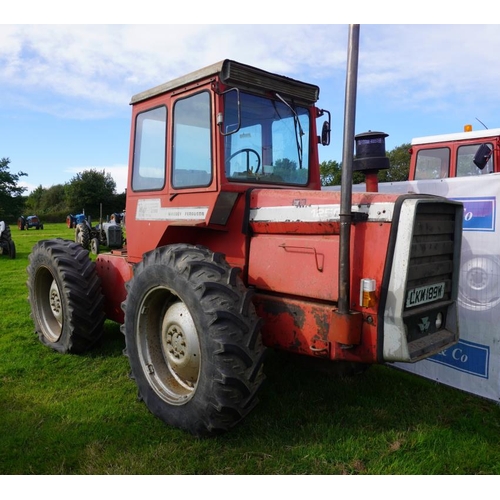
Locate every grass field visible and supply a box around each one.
[1,223,500,475]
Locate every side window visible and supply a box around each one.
[132,106,167,191]
[172,92,212,189]
[414,147,450,180]
[457,143,494,176]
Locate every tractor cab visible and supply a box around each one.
[125,60,330,264]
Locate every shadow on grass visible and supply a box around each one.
[87,320,126,359]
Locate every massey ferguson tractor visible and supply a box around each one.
[26,39,464,436]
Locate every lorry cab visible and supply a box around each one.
[409,125,500,180]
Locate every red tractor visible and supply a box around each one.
[27,58,463,436]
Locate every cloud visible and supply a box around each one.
[0,25,349,117]
[2,24,500,121]
[358,25,500,108]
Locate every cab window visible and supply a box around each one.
[457,143,494,176]
[414,147,450,180]
[172,91,212,189]
[132,106,167,191]
[224,91,310,185]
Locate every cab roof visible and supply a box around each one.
[130,59,320,105]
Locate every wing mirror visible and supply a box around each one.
[473,143,493,170]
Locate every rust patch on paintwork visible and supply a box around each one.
[253,294,333,355]
[258,297,307,329]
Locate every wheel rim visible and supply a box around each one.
[136,287,201,405]
[459,256,500,311]
[35,267,63,343]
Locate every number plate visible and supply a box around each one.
[406,282,445,308]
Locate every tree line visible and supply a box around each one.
[319,143,411,186]
[0,144,411,223]
[0,158,125,224]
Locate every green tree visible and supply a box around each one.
[0,157,27,222]
[319,159,364,186]
[66,169,117,219]
[378,143,411,182]
[319,143,411,186]
[25,185,45,214]
[320,159,341,186]
[41,184,67,213]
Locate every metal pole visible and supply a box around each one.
[338,24,360,315]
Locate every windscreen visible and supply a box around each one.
[224,91,310,185]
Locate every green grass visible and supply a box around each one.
[1,223,500,474]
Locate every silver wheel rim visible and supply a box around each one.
[136,287,201,405]
[35,268,63,343]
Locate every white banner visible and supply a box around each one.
[376,175,500,401]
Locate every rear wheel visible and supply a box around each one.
[27,238,105,353]
[122,244,266,437]
[75,223,90,250]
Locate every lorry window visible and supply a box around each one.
[414,147,450,180]
[456,143,494,176]
[224,91,310,185]
[172,91,212,189]
[132,106,167,191]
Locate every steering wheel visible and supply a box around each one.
[226,148,261,174]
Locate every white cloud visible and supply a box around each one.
[2,24,500,120]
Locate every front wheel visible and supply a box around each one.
[27,238,105,353]
[122,244,266,437]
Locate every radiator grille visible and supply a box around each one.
[403,201,460,360]
[406,202,458,305]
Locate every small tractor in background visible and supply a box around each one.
[26,27,464,437]
[72,207,124,255]
[18,215,44,230]
[0,221,16,258]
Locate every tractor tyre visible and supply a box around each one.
[27,238,105,353]
[0,223,15,258]
[75,223,90,250]
[17,217,25,230]
[7,240,16,259]
[2,223,13,241]
[90,237,100,255]
[122,244,266,437]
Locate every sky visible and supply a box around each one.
[2,11,500,195]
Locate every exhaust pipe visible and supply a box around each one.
[338,24,360,316]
